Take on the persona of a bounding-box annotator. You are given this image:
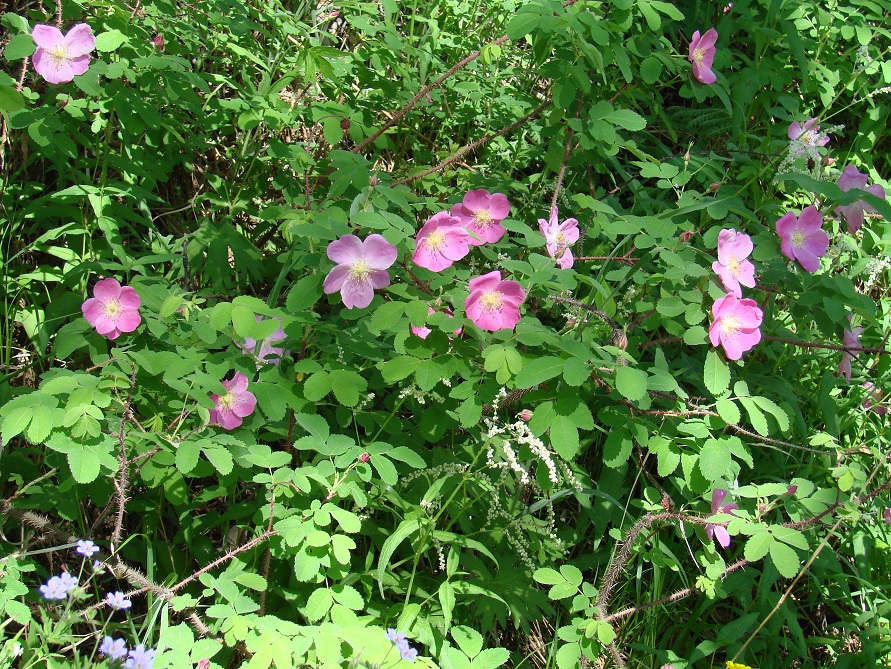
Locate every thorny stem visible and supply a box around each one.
[353,0,582,155]
[642,335,888,356]
[393,100,551,185]
[111,365,138,555]
[550,96,585,214]
[17,59,28,92]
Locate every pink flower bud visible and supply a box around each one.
[709,182,721,192]
[679,231,692,243]
[197,660,210,669]
[359,453,370,463]
[331,11,339,18]
[152,34,164,49]
[519,409,532,422]
[786,485,797,496]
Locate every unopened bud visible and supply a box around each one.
[679,231,692,243]
[708,182,721,192]
[369,175,380,187]
[197,660,210,669]
[359,453,370,463]
[519,409,532,422]
[786,485,797,496]
[822,156,835,167]
[340,118,350,131]
[152,34,164,49]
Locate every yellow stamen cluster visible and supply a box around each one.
[719,315,741,338]
[102,298,122,318]
[425,230,446,251]
[791,231,805,248]
[479,290,504,311]
[349,258,372,281]
[473,210,493,228]
[48,45,71,66]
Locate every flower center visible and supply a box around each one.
[719,315,741,339]
[727,255,740,275]
[219,392,236,410]
[426,230,446,252]
[102,298,122,320]
[473,210,493,228]
[49,45,70,65]
[555,232,566,245]
[479,290,504,311]
[800,131,813,144]
[349,258,372,281]
[694,48,706,65]
[791,231,805,248]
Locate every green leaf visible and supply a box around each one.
[202,444,233,475]
[769,541,801,578]
[452,625,483,659]
[379,356,421,383]
[549,416,579,459]
[533,568,564,585]
[439,581,456,633]
[603,429,633,468]
[559,564,583,587]
[615,366,647,401]
[302,371,331,402]
[95,30,128,52]
[285,274,323,312]
[304,588,333,621]
[556,642,581,669]
[744,531,774,561]
[698,438,731,481]
[175,440,201,474]
[606,108,646,131]
[704,350,730,396]
[739,396,769,436]
[0,85,24,113]
[640,55,662,84]
[562,357,591,386]
[329,370,366,406]
[514,356,566,389]
[4,34,34,61]
[471,648,510,669]
[331,584,363,610]
[715,398,740,424]
[505,10,540,39]
[67,447,101,484]
[370,301,405,332]
[1,407,32,442]
[377,515,428,596]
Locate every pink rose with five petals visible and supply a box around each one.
[209,373,257,430]
[464,271,525,332]
[323,234,398,309]
[82,278,142,340]
[412,212,472,271]
[708,293,763,360]
[450,189,510,245]
[712,228,756,298]
[835,164,886,234]
[775,206,829,273]
[688,28,718,84]
[31,24,96,84]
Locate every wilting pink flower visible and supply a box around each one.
[838,317,863,383]
[775,206,829,273]
[688,28,718,84]
[835,164,886,234]
[712,228,756,298]
[788,118,830,148]
[240,316,288,364]
[412,212,472,271]
[209,372,257,430]
[82,278,142,340]
[863,382,888,415]
[538,207,580,269]
[464,271,525,331]
[410,306,462,339]
[323,234,397,309]
[450,189,510,245]
[709,293,763,360]
[705,488,738,548]
[31,24,96,84]
[884,508,891,525]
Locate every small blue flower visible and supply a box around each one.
[386,628,418,663]
[39,576,68,601]
[100,636,128,661]
[105,591,132,611]
[124,645,155,669]
[58,571,78,591]
[76,539,100,558]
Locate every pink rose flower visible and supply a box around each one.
[538,207,580,269]
[410,306,462,339]
[708,293,763,361]
[464,271,525,332]
[838,317,863,383]
[323,234,398,309]
[705,488,738,549]
[835,164,886,234]
[81,278,142,340]
[450,189,510,245]
[31,24,96,84]
[787,118,830,148]
[775,206,829,273]
[209,372,257,430]
[240,316,288,365]
[688,28,718,84]
[863,382,888,415]
[412,212,472,271]
[712,228,756,298]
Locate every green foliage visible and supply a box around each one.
[2,0,891,667]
